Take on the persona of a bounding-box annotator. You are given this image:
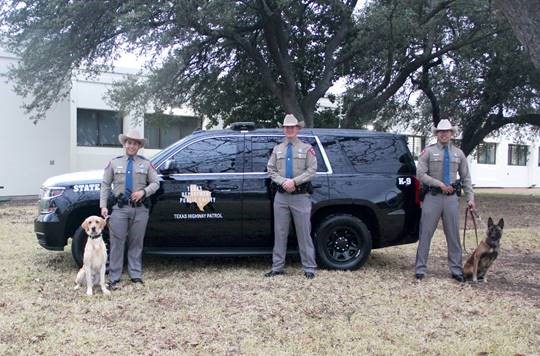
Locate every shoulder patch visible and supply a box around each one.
[420,143,435,157]
[308,147,316,156]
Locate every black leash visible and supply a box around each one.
[462,206,479,254]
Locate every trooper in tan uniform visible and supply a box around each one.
[415,119,475,282]
[265,114,318,279]
[100,129,159,289]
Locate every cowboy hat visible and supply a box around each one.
[279,113,305,128]
[432,119,457,135]
[118,129,147,147]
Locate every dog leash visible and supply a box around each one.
[462,207,480,254]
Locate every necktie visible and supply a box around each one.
[443,146,450,185]
[285,143,293,178]
[126,157,133,196]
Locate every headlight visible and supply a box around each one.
[39,186,65,213]
[39,186,65,200]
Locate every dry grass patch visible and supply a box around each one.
[0,199,538,355]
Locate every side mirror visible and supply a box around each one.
[160,159,179,175]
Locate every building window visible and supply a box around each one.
[144,114,200,149]
[508,144,528,166]
[476,142,497,165]
[407,135,424,160]
[77,109,123,147]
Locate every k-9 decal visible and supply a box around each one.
[396,176,412,187]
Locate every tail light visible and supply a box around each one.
[413,177,421,206]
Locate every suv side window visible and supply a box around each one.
[170,137,242,173]
[319,136,355,174]
[247,135,326,173]
[338,136,403,173]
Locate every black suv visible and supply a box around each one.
[35,124,421,270]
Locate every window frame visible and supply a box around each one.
[507,144,528,166]
[144,113,200,149]
[76,108,123,147]
[476,142,497,165]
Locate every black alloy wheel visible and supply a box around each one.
[314,214,372,270]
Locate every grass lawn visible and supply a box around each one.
[0,195,538,355]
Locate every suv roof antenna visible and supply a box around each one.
[229,122,256,131]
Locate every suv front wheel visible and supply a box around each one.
[314,214,372,270]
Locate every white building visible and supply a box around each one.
[404,132,539,188]
[1,50,539,198]
[0,50,199,198]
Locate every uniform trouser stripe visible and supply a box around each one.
[415,194,463,276]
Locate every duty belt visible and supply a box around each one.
[114,194,148,208]
[428,187,456,196]
[274,182,313,195]
[428,181,462,196]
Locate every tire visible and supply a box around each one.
[71,226,110,268]
[314,214,372,270]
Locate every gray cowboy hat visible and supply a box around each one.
[118,129,147,147]
[432,119,458,135]
[278,113,305,128]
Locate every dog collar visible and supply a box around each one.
[88,234,103,240]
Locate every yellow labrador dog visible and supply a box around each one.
[75,216,110,296]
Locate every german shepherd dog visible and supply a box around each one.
[464,217,504,282]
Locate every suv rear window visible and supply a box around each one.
[322,136,406,174]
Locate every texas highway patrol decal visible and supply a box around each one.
[176,184,222,220]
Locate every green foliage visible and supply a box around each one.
[341,0,539,154]
[0,0,537,150]
[1,0,358,127]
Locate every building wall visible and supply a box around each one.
[0,51,197,198]
[0,51,71,197]
[469,139,539,188]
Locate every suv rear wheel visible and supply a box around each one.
[314,214,372,270]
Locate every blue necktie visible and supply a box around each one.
[443,146,450,185]
[126,157,133,196]
[285,143,293,178]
